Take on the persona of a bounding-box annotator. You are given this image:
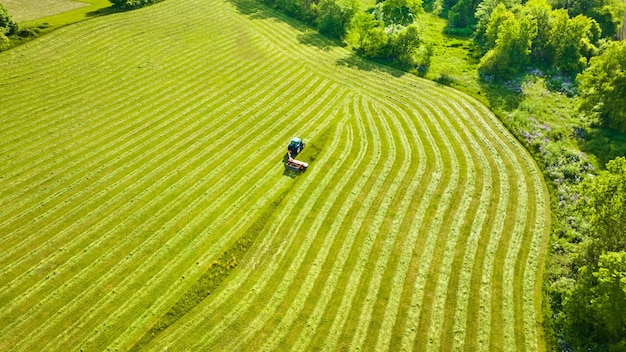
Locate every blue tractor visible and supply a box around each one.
[287,137,305,157]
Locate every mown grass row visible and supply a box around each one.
[144,0,548,350]
[0,0,549,350]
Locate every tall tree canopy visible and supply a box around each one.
[0,3,18,38]
[578,41,626,133]
[549,0,626,38]
[562,157,626,351]
[478,3,537,77]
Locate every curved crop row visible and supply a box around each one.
[0,0,550,351]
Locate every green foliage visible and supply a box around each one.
[549,0,626,38]
[522,0,553,65]
[347,12,389,54]
[378,0,423,26]
[389,23,425,67]
[547,11,599,73]
[578,41,626,133]
[446,0,474,28]
[579,157,626,253]
[556,157,626,351]
[346,1,426,67]
[478,4,537,77]
[0,4,18,36]
[474,0,522,41]
[109,0,164,10]
[317,0,359,38]
[484,3,514,48]
[474,0,601,78]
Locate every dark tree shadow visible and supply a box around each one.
[297,31,340,52]
[226,0,274,20]
[477,77,524,112]
[86,6,120,17]
[577,127,626,169]
[335,53,406,78]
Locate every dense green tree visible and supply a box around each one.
[522,0,553,65]
[346,12,389,56]
[579,156,626,253]
[549,0,626,38]
[373,0,423,26]
[578,41,626,133]
[109,0,164,10]
[0,3,18,37]
[389,23,423,66]
[562,157,626,351]
[447,0,476,28]
[564,252,626,351]
[347,0,425,67]
[478,3,537,76]
[474,0,521,40]
[547,10,600,73]
[484,3,515,48]
[317,0,359,38]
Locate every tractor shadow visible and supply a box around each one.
[281,152,306,178]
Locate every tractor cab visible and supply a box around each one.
[288,137,305,157]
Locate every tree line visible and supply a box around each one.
[260,0,434,69]
[245,0,626,350]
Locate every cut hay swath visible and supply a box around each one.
[0,0,550,350]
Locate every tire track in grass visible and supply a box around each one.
[0,52,274,261]
[293,99,422,352]
[469,97,545,352]
[423,89,499,352]
[146,99,353,350]
[171,106,352,351]
[345,100,418,351]
[0,55,293,304]
[95,83,348,352]
[0,24,266,223]
[369,103,434,352]
[524,164,549,352]
[1,47,316,344]
[500,154,529,351]
[4,72,338,352]
[0,30,243,187]
[418,98,477,352]
[405,99,464,352]
[211,95,379,351]
[257,97,402,352]
[190,98,361,350]
[436,96,497,352]
[395,99,458,351]
[306,97,393,351]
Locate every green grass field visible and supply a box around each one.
[0,0,550,350]
[0,0,89,22]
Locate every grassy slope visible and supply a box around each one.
[0,0,90,22]
[0,0,549,351]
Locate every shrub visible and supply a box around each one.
[109,0,164,10]
[0,4,18,36]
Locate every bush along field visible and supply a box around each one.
[0,0,550,351]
